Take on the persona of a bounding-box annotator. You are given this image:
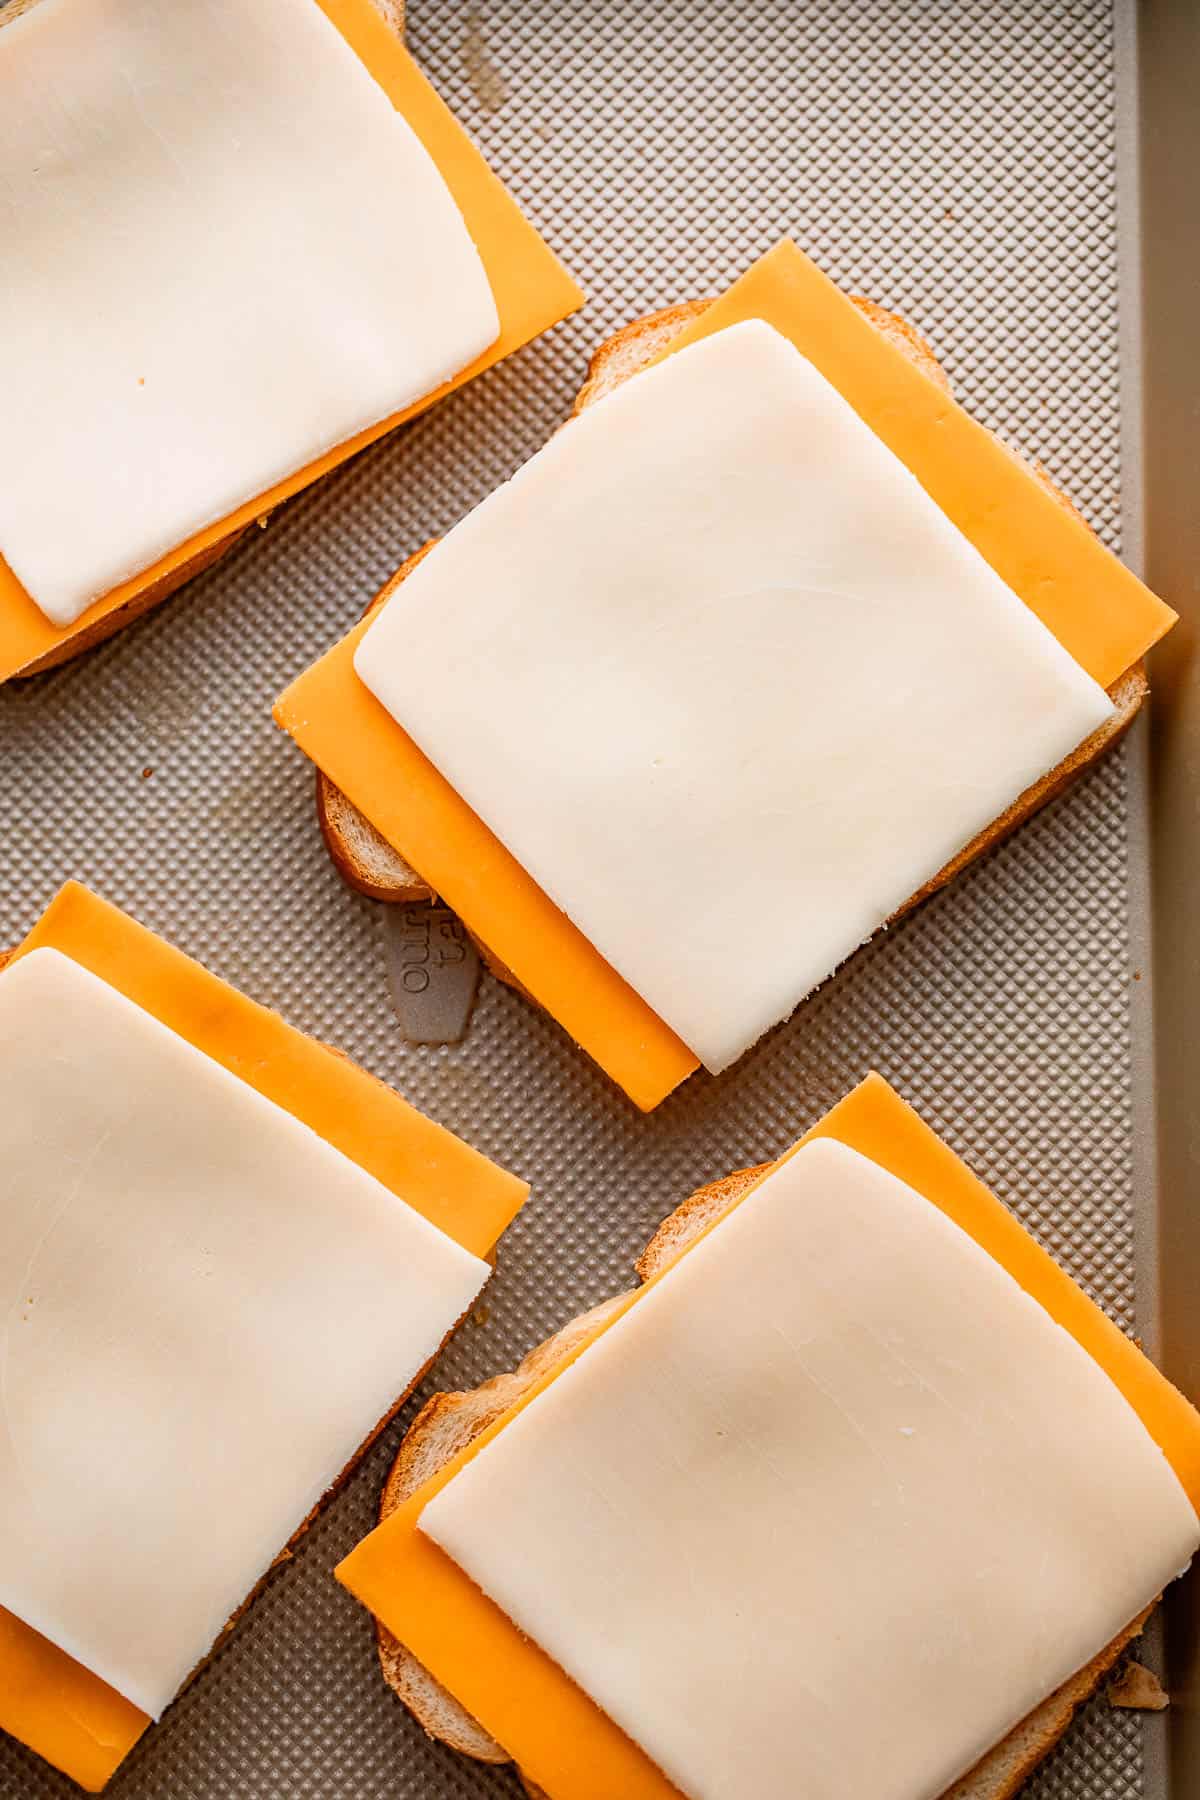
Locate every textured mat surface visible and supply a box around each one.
[0,0,1150,1795]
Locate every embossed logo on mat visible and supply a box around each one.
[382,904,481,1045]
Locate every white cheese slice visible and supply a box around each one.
[0,0,500,626]
[422,1139,1198,1800]
[0,947,489,1719]
[355,320,1114,1074]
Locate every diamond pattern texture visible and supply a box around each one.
[0,0,1151,1795]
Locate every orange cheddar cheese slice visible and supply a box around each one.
[274,240,1174,1114]
[337,1074,1200,1800]
[0,0,583,682]
[0,881,527,1790]
[0,1613,149,1797]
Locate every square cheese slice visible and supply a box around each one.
[0,945,492,1722]
[353,318,1114,1074]
[420,1137,1199,1800]
[0,0,577,639]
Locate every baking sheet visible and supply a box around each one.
[0,0,1156,1794]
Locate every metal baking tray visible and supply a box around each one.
[2,1,1195,1795]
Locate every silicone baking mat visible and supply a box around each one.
[0,0,1153,1794]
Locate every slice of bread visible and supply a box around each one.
[4,0,405,679]
[374,1163,1153,1800]
[318,296,1147,1032]
[320,773,433,904]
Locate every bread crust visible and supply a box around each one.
[0,0,52,27]
[318,771,434,904]
[318,296,1147,1046]
[11,530,250,679]
[375,1161,1154,1799]
[375,1293,630,1764]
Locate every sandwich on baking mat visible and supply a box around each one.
[338,1073,1200,1800]
[0,0,581,682]
[0,883,527,1791]
[275,239,1175,1114]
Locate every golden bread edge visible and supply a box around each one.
[373,1158,1156,1800]
[14,533,250,678]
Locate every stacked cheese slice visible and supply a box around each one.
[339,1076,1200,1800]
[277,241,1175,1110]
[0,0,581,677]
[0,884,526,1790]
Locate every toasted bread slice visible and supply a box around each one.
[320,773,433,903]
[319,296,1147,1032]
[13,532,252,678]
[375,1163,1152,1800]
